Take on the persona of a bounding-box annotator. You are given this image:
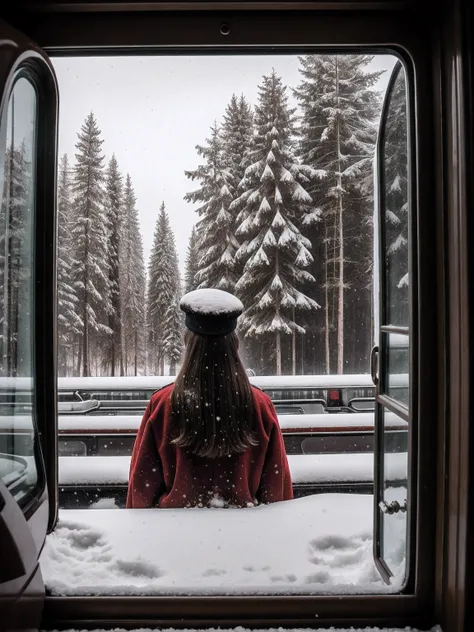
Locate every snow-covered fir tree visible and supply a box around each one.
[220,94,254,195]
[120,174,146,375]
[232,70,320,376]
[147,202,181,374]
[185,124,239,292]
[104,154,124,376]
[383,67,409,326]
[57,154,82,375]
[296,55,383,374]
[71,112,111,376]
[184,225,199,293]
[0,143,32,376]
[163,297,183,375]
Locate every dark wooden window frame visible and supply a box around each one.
[1,2,471,630]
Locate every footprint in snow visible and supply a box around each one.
[270,573,297,583]
[55,519,91,531]
[305,570,331,584]
[54,521,107,551]
[114,559,164,579]
[50,522,113,564]
[307,533,371,569]
[66,528,106,550]
[306,554,327,566]
[309,534,354,551]
[325,547,366,568]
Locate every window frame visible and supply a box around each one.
[0,49,58,528]
[22,55,59,529]
[0,69,45,514]
[373,60,415,585]
[2,4,449,630]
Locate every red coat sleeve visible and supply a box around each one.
[126,400,165,508]
[257,396,293,504]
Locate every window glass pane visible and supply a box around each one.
[58,439,88,456]
[380,406,408,585]
[97,436,135,456]
[0,77,40,507]
[381,332,409,406]
[382,68,409,328]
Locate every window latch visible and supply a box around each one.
[370,345,379,386]
[379,499,407,514]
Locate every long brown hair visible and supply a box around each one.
[170,330,257,458]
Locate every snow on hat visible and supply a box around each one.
[180,289,244,336]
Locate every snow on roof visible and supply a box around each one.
[57,453,407,486]
[0,411,408,433]
[180,288,243,316]
[0,373,380,391]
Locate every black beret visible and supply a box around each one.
[179,289,244,336]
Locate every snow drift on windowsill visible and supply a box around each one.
[40,493,407,596]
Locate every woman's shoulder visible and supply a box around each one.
[149,383,174,407]
[250,384,270,402]
[250,386,277,417]
[250,384,271,401]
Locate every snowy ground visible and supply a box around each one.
[41,493,407,596]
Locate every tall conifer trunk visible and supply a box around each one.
[134,330,138,376]
[276,331,282,376]
[335,57,345,375]
[292,326,296,375]
[82,242,89,377]
[324,222,330,374]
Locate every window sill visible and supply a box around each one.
[41,494,405,596]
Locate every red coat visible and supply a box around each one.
[126,384,293,508]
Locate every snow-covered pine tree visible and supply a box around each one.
[104,154,124,376]
[220,94,254,195]
[184,124,238,292]
[232,70,320,376]
[57,154,82,375]
[184,226,199,293]
[147,202,180,375]
[120,174,146,375]
[296,55,383,374]
[0,142,32,376]
[384,68,409,326]
[163,296,183,375]
[71,112,111,376]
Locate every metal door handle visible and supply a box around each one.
[370,345,379,386]
[379,499,407,514]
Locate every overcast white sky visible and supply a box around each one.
[52,54,396,274]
